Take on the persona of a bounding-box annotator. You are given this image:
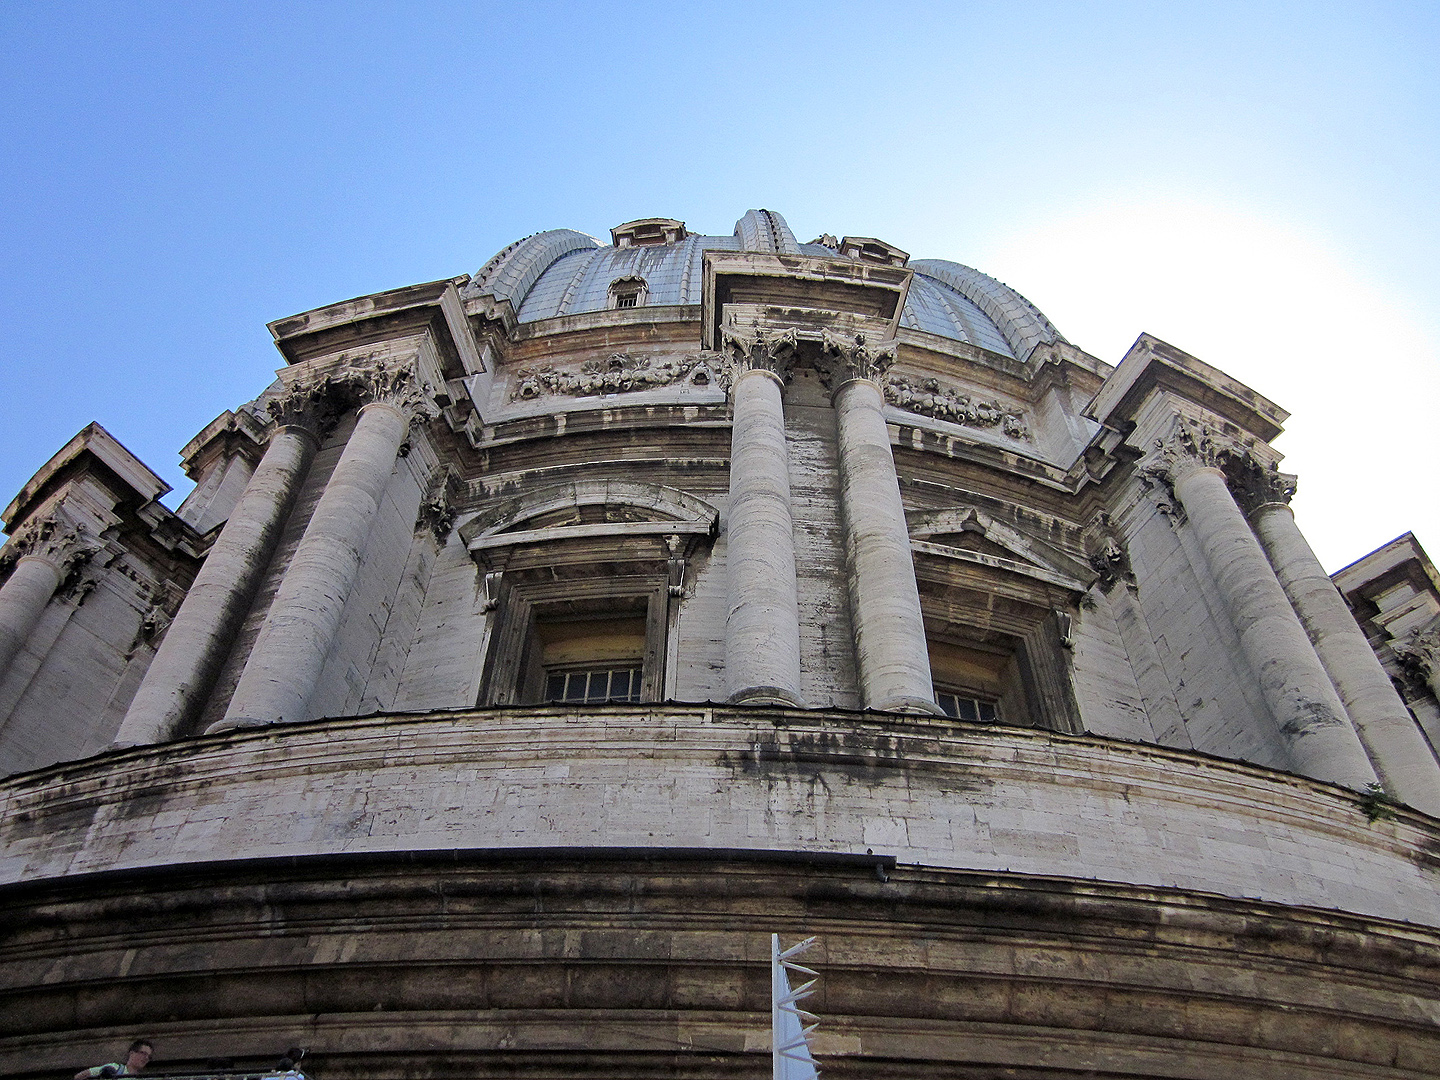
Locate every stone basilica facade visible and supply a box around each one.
[1,210,1439,1078]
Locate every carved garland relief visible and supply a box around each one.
[881,373,1030,441]
[511,352,720,401]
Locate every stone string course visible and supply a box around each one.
[3,705,1436,928]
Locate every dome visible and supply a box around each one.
[464,209,1067,362]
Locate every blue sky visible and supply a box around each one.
[1,1,1436,570]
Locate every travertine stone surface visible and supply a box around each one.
[117,424,319,745]
[219,401,411,728]
[5,854,1438,1080]
[724,368,803,705]
[2,707,1437,927]
[1170,463,1377,789]
[833,377,937,712]
[1253,501,1440,813]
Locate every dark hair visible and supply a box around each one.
[128,1042,153,1055]
[283,1049,303,1063]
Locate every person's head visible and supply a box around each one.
[125,1042,153,1072]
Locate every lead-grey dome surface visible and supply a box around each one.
[465,209,1066,362]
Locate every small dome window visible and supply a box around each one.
[840,235,910,267]
[608,276,648,310]
[610,218,688,247]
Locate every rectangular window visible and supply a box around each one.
[935,689,999,722]
[614,292,639,308]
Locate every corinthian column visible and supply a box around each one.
[823,330,938,714]
[1231,468,1440,814]
[0,514,97,682]
[1144,419,1376,789]
[721,326,804,706]
[115,381,332,746]
[215,361,437,730]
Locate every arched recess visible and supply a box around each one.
[458,482,719,708]
[908,505,1090,734]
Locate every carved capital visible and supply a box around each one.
[0,512,101,576]
[1138,416,1272,518]
[1223,455,1297,516]
[266,368,340,433]
[342,359,441,427]
[265,370,340,437]
[819,328,897,389]
[718,325,798,389]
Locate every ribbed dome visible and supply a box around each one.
[464,210,1066,362]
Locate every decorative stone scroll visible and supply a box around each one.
[819,328,897,388]
[418,467,462,541]
[1395,626,1440,687]
[881,373,1031,441]
[1083,512,1135,594]
[718,325,798,389]
[510,352,718,402]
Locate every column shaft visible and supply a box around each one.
[1251,502,1440,813]
[1173,466,1377,789]
[218,402,407,728]
[0,556,63,682]
[725,369,803,705]
[833,378,937,713]
[116,425,318,745]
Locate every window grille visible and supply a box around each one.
[546,666,643,704]
[934,690,999,722]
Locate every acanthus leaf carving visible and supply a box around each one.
[819,328,898,389]
[881,372,1031,441]
[718,325,798,389]
[1138,415,1284,519]
[341,359,442,428]
[0,511,102,577]
[265,368,342,437]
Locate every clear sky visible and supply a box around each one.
[1,1,1435,571]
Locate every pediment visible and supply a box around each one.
[908,507,1089,592]
[459,480,719,557]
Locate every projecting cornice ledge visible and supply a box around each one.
[1083,332,1287,443]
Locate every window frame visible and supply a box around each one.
[481,575,669,707]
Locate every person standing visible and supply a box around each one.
[75,1040,152,1079]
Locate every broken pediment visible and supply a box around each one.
[459,480,719,561]
[909,507,1090,592]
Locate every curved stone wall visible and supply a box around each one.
[2,705,1436,927]
[3,853,1438,1080]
